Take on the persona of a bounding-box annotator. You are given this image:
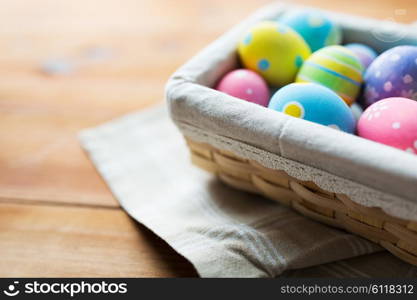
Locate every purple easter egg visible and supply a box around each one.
[364,45,417,107]
[345,43,377,70]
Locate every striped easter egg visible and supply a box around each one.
[296,45,364,105]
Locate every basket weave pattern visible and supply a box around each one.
[186,137,417,266]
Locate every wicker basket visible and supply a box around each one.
[167,3,417,267]
[186,137,417,266]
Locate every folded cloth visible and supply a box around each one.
[80,105,414,278]
[282,252,417,278]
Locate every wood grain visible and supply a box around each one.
[0,0,415,277]
[0,202,197,277]
[0,0,415,206]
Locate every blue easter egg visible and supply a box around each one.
[268,83,356,133]
[279,10,341,52]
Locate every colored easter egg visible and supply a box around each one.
[216,69,270,106]
[268,83,355,133]
[345,43,377,70]
[296,45,364,105]
[364,45,417,107]
[279,10,341,52]
[357,97,417,154]
[350,102,363,122]
[238,21,311,87]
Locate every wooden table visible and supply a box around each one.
[0,0,415,277]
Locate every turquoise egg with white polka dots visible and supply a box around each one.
[268,83,356,133]
[279,10,342,52]
[238,21,311,87]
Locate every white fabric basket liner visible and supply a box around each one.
[166,3,417,221]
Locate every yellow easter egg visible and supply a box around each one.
[238,21,311,87]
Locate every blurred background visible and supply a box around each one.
[0,0,415,277]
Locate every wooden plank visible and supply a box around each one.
[0,0,269,206]
[0,0,415,278]
[0,0,415,207]
[0,202,197,277]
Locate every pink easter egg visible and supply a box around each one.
[357,97,417,154]
[216,69,270,106]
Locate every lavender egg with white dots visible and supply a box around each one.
[364,45,417,107]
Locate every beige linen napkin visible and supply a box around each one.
[79,105,416,277]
